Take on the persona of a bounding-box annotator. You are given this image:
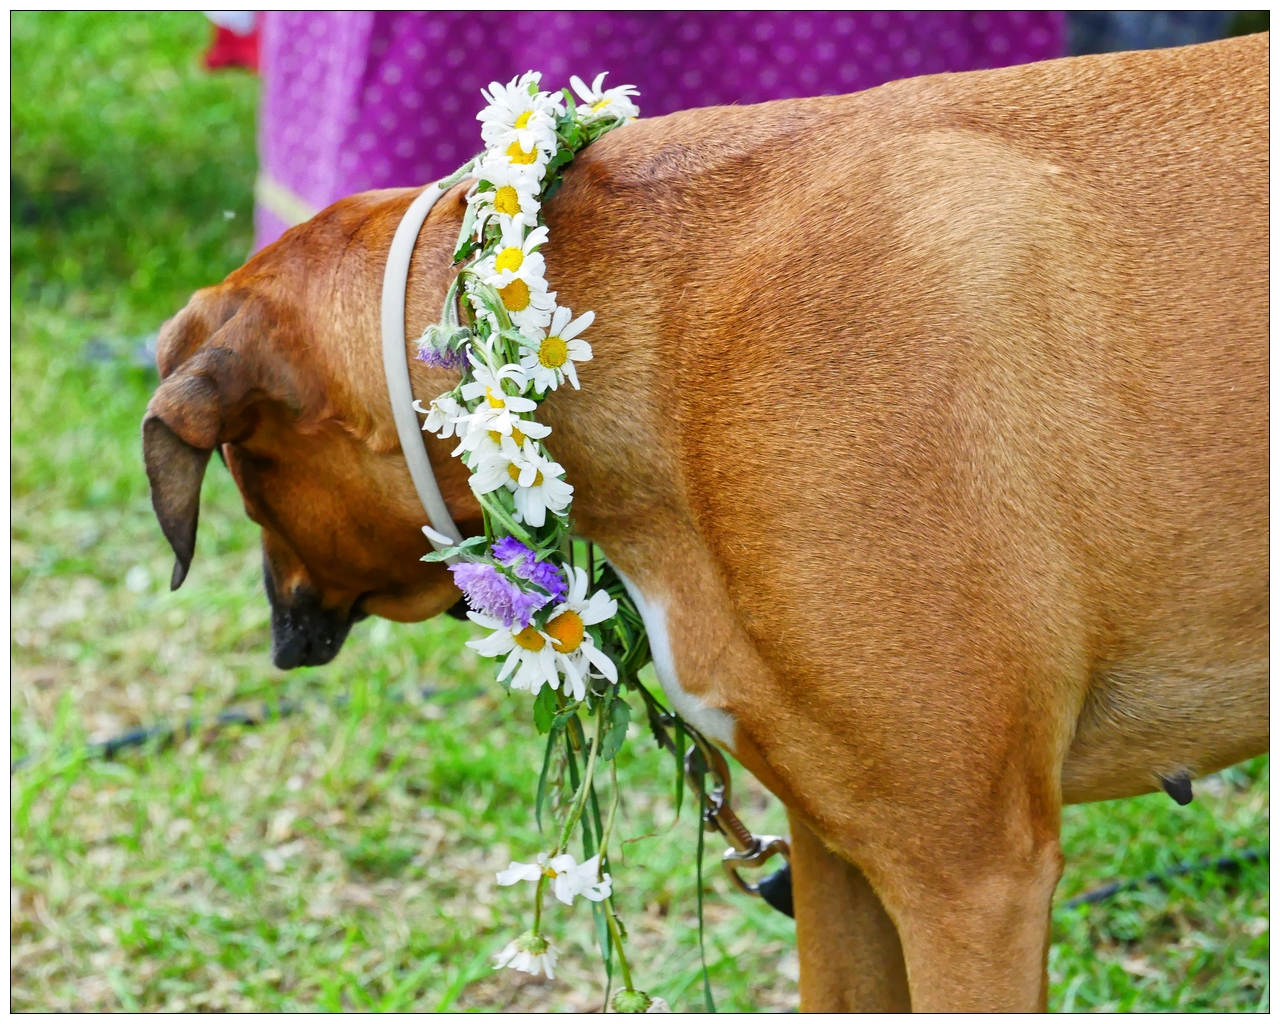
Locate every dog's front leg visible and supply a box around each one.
[789,811,910,1012]
[857,801,1064,1012]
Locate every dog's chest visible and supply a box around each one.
[616,570,738,750]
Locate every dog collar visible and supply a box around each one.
[380,181,466,556]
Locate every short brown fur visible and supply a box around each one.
[143,37,1268,1010]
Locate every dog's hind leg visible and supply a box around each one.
[788,811,910,1012]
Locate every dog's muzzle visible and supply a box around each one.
[263,558,364,669]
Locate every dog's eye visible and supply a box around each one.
[230,444,274,473]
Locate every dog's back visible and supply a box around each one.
[550,34,1267,803]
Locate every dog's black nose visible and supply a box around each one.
[264,559,357,669]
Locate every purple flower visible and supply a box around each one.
[450,562,549,628]
[491,538,567,601]
[416,345,465,371]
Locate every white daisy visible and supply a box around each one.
[475,220,549,291]
[505,440,573,529]
[495,852,612,906]
[459,358,536,428]
[413,394,464,439]
[520,306,594,392]
[470,161,542,232]
[466,609,561,695]
[467,435,525,495]
[542,567,618,701]
[477,71,562,152]
[452,409,550,467]
[570,72,640,122]
[465,260,556,335]
[491,134,554,178]
[493,931,558,980]
[546,853,612,905]
[495,852,548,886]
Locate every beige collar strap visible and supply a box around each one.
[380,182,465,555]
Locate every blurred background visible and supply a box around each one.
[11,10,1269,1012]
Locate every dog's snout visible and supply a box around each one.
[263,558,356,669]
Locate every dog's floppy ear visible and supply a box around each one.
[143,415,213,590]
[142,290,317,590]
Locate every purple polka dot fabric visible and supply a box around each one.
[254,11,1065,250]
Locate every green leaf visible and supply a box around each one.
[599,696,630,762]
[674,719,687,818]
[695,791,717,1013]
[592,900,613,996]
[551,703,581,733]
[419,535,486,563]
[534,727,560,832]
[533,685,557,735]
[547,147,575,174]
[451,195,479,262]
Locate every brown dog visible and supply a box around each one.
[143,36,1268,1010]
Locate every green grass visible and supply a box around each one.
[10,11,1268,1012]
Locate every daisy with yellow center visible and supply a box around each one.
[470,160,542,232]
[541,566,619,701]
[569,72,640,122]
[458,360,537,435]
[453,408,549,467]
[503,440,573,528]
[477,220,549,290]
[520,306,595,392]
[464,609,561,695]
[477,71,562,150]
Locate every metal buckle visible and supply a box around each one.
[682,742,791,899]
[722,834,791,897]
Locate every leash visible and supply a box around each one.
[380,178,794,917]
[380,180,466,555]
[639,691,793,916]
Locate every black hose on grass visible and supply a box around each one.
[1062,848,1269,909]
[9,685,461,773]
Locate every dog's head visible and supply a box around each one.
[142,188,482,668]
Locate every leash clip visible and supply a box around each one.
[721,834,791,898]
[682,742,791,900]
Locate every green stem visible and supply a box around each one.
[600,760,621,858]
[436,156,477,191]
[439,274,461,330]
[555,704,606,855]
[476,492,534,546]
[532,874,546,935]
[604,898,635,993]
[598,760,636,992]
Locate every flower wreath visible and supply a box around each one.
[413,71,727,1014]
